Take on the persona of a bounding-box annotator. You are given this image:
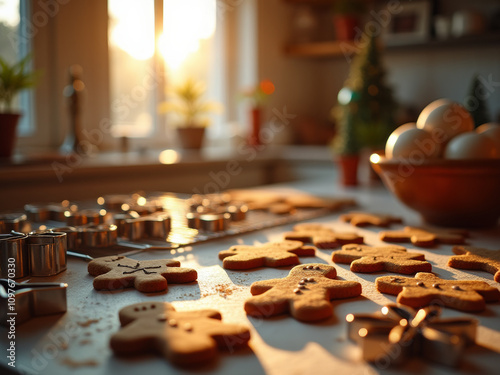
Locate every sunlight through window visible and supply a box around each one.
[159,0,216,70]
[109,0,155,61]
[108,0,156,138]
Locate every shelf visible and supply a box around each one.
[284,41,356,58]
[284,33,500,58]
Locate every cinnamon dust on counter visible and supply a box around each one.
[202,284,237,298]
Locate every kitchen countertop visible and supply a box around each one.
[1,176,499,375]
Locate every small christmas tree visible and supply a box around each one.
[333,32,397,154]
[465,75,490,128]
[333,91,361,155]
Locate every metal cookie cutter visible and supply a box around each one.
[79,224,118,248]
[0,279,67,325]
[121,215,171,240]
[66,209,109,226]
[0,213,30,233]
[227,204,248,221]
[199,213,231,232]
[27,232,67,277]
[0,233,29,279]
[346,304,478,367]
[25,202,78,222]
[113,212,140,237]
[50,226,79,251]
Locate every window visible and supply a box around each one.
[0,0,34,136]
[4,0,240,154]
[107,0,224,142]
[108,0,156,138]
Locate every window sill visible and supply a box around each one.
[0,145,334,209]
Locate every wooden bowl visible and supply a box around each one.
[370,155,500,228]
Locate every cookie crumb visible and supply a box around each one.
[61,357,99,368]
[77,318,101,327]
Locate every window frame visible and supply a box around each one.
[16,0,241,155]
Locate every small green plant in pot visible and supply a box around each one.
[158,78,222,149]
[331,96,362,186]
[0,55,38,158]
[331,32,397,186]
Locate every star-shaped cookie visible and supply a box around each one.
[111,302,250,366]
[379,226,467,247]
[284,223,363,249]
[376,272,500,312]
[340,212,403,227]
[332,244,432,274]
[448,246,500,282]
[244,263,362,321]
[218,240,315,270]
[88,255,197,292]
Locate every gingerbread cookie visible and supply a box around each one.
[88,255,197,293]
[340,211,403,227]
[111,302,250,366]
[284,223,363,249]
[269,202,296,215]
[226,189,356,212]
[379,226,467,247]
[244,263,361,321]
[332,244,432,274]
[284,195,356,210]
[448,246,500,282]
[218,240,315,270]
[376,272,500,312]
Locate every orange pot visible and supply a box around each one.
[338,154,359,186]
[333,15,359,41]
[0,113,21,158]
[248,107,261,146]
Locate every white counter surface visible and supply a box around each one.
[1,176,499,375]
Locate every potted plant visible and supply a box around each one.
[332,0,366,41]
[240,79,275,146]
[158,78,222,149]
[332,33,397,185]
[331,97,362,186]
[0,55,38,158]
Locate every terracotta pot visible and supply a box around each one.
[248,107,261,146]
[177,127,206,149]
[0,113,21,158]
[333,15,359,41]
[338,154,359,186]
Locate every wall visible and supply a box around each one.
[318,44,500,122]
[256,0,500,138]
[18,0,110,152]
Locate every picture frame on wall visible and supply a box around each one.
[382,1,431,46]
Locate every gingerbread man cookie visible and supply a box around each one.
[244,263,362,321]
[379,226,467,247]
[88,255,197,293]
[284,195,356,210]
[111,302,250,366]
[227,189,356,212]
[340,211,403,227]
[218,240,315,270]
[448,246,500,282]
[376,272,500,312]
[284,223,364,249]
[269,202,296,215]
[332,244,432,274]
